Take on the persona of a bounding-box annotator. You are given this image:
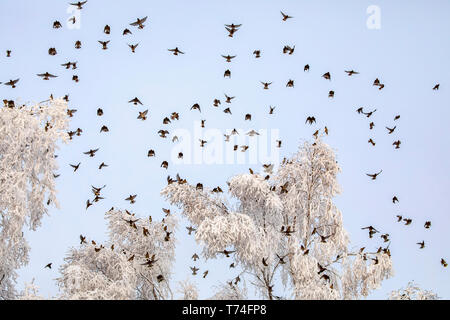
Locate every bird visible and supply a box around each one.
[424,221,431,229]
[147,149,155,157]
[98,41,110,50]
[433,84,440,90]
[269,106,275,114]
[129,97,143,105]
[224,70,231,78]
[70,163,80,172]
[441,259,448,267]
[125,195,137,204]
[386,126,396,134]
[86,200,93,210]
[191,103,201,112]
[123,28,132,35]
[262,257,269,267]
[137,110,148,120]
[98,162,108,170]
[213,99,221,107]
[130,16,148,29]
[44,263,52,269]
[304,64,310,72]
[345,70,359,76]
[392,196,399,204]
[393,140,401,149]
[37,72,57,80]
[53,21,62,29]
[361,226,379,238]
[75,40,82,49]
[4,79,19,88]
[286,79,294,87]
[69,1,87,9]
[79,235,87,244]
[222,55,236,62]
[202,271,208,278]
[281,11,293,21]
[168,47,184,55]
[104,25,110,34]
[253,50,261,58]
[219,250,235,258]
[366,170,382,180]
[48,47,57,55]
[224,94,235,103]
[396,215,403,222]
[403,218,412,225]
[417,241,425,249]
[368,139,376,146]
[97,108,103,116]
[261,81,272,89]
[363,109,377,118]
[128,43,139,53]
[328,90,334,98]
[83,148,99,157]
[305,116,316,125]
[186,226,196,235]
[322,72,331,80]
[190,266,199,275]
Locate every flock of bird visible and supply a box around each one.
[3,1,447,288]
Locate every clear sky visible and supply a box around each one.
[1,0,449,299]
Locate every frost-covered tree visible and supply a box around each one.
[0,98,70,299]
[162,139,394,300]
[56,209,178,300]
[389,282,439,300]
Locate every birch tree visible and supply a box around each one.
[0,98,70,299]
[162,138,394,300]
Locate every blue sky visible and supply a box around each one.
[1,0,449,299]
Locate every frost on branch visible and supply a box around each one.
[177,279,199,300]
[0,98,70,299]
[162,139,393,300]
[57,209,177,300]
[389,282,439,300]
